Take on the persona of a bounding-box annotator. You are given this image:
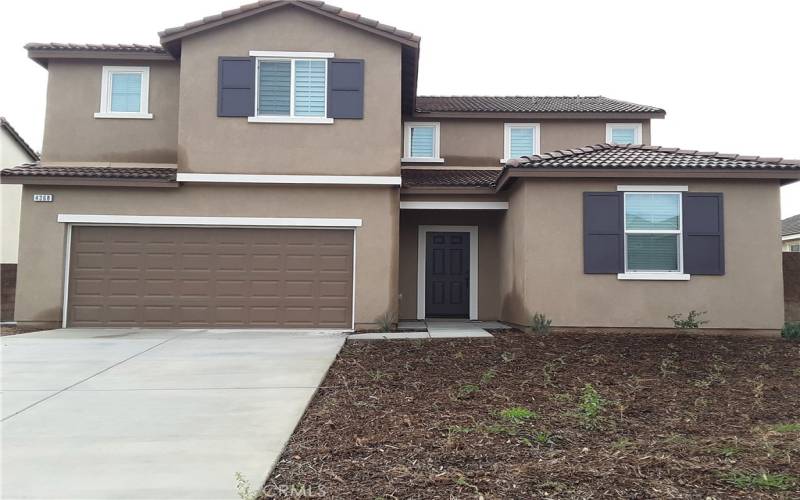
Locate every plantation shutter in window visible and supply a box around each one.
[509,128,535,158]
[583,192,624,274]
[258,60,291,116]
[218,57,255,117]
[683,193,725,275]
[294,60,326,117]
[410,127,435,158]
[327,59,364,119]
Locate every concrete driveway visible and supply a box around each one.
[1,328,345,499]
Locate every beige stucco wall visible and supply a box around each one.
[499,178,785,329]
[414,119,651,166]
[14,184,398,328]
[177,7,403,175]
[398,210,501,320]
[1,130,37,264]
[41,60,179,163]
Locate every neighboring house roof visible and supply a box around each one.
[401,169,500,189]
[158,0,420,49]
[783,214,800,237]
[1,117,39,161]
[505,144,800,171]
[24,43,167,54]
[0,163,176,181]
[416,96,664,115]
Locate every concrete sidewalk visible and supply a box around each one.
[348,320,510,340]
[1,328,345,499]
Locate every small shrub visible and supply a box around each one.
[528,312,552,335]
[578,384,604,428]
[721,471,797,491]
[480,368,497,385]
[456,384,480,399]
[533,430,554,445]
[668,310,708,329]
[374,311,397,332]
[781,322,800,340]
[499,406,537,424]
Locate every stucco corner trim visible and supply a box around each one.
[175,173,402,186]
[400,201,508,210]
[417,225,478,321]
[617,273,691,281]
[56,214,363,228]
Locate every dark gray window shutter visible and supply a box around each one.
[327,59,364,119]
[584,192,624,274]
[683,193,724,275]
[218,57,255,117]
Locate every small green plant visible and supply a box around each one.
[499,406,537,424]
[368,369,387,381]
[374,311,397,332]
[718,445,742,458]
[781,322,800,340]
[533,430,554,445]
[770,422,800,433]
[612,437,634,450]
[667,310,708,329]
[480,368,497,385]
[721,471,797,491]
[446,425,474,439]
[234,472,257,500]
[577,384,604,428]
[659,353,679,377]
[456,383,480,399]
[529,312,552,335]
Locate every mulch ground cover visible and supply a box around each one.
[264,329,800,499]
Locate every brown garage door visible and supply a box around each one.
[67,226,354,328]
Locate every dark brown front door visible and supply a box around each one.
[67,226,354,328]
[425,232,469,318]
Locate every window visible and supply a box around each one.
[403,122,442,162]
[623,192,683,274]
[95,66,151,119]
[250,54,332,124]
[503,123,540,163]
[606,123,642,144]
[791,244,800,252]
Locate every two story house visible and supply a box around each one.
[3,0,799,330]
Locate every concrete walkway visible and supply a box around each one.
[348,320,509,340]
[1,328,345,499]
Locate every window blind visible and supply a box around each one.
[258,60,291,116]
[110,73,142,113]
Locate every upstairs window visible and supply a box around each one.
[253,56,330,123]
[95,66,151,119]
[503,123,540,162]
[624,192,682,273]
[606,123,642,144]
[403,122,442,162]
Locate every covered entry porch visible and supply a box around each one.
[398,203,506,321]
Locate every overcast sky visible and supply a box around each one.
[2,0,798,217]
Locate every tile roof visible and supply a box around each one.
[0,117,39,161]
[415,96,664,114]
[24,43,167,54]
[506,144,800,171]
[783,214,800,237]
[401,169,501,188]
[159,0,420,45]
[0,163,177,181]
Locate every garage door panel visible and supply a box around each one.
[68,226,353,328]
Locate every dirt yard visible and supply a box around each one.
[265,329,799,499]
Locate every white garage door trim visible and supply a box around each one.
[59,214,360,330]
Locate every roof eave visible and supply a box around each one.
[27,49,175,68]
[158,1,420,57]
[411,111,666,120]
[0,176,178,188]
[495,167,800,191]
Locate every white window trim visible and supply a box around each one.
[175,173,401,186]
[606,123,643,144]
[400,201,508,210]
[416,225,478,320]
[95,66,153,119]
[618,185,688,192]
[403,122,443,162]
[619,191,687,281]
[502,123,540,163]
[251,56,332,124]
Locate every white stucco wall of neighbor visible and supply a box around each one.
[1,130,34,264]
